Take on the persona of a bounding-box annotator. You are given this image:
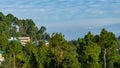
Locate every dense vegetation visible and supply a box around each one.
[0,12,120,68]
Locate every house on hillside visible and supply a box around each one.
[0,51,4,66]
[8,37,17,42]
[18,37,30,46]
[8,37,30,46]
[45,42,49,46]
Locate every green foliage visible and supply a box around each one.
[23,43,38,68]
[77,32,101,68]
[0,12,120,68]
[37,26,50,41]
[0,35,8,50]
[1,41,23,68]
[99,28,118,68]
[47,33,80,68]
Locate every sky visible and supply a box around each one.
[0,0,120,40]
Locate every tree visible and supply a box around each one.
[77,32,101,68]
[0,12,6,21]
[36,43,49,68]
[39,26,46,34]
[6,13,15,23]
[23,43,38,68]
[0,21,10,36]
[48,33,80,68]
[0,35,8,50]
[100,28,118,68]
[36,26,50,42]
[6,41,23,68]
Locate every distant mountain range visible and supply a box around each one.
[99,23,120,37]
[64,23,120,40]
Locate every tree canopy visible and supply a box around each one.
[0,12,120,68]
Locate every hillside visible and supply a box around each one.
[0,12,50,41]
[0,12,120,68]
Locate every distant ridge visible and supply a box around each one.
[102,23,120,37]
[64,23,120,40]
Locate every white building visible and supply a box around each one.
[8,37,17,41]
[0,54,4,62]
[0,51,4,66]
[8,37,30,46]
[18,37,30,46]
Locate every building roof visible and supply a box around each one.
[0,51,5,54]
[18,37,30,40]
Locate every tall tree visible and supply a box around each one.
[77,32,101,68]
[0,35,8,50]
[100,28,118,68]
[37,26,50,41]
[48,33,80,68]
[6,41,23,68]
[23,43,38,68]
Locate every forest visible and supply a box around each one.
[0,12,120,68]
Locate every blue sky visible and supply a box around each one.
[0,0,120,40]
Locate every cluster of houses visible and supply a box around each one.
[0,36,49,65]
[0,22,50,65]
[0,37,31,66]
[8,37,49,46]
[8,37,30,46]
[9,23,31,46]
